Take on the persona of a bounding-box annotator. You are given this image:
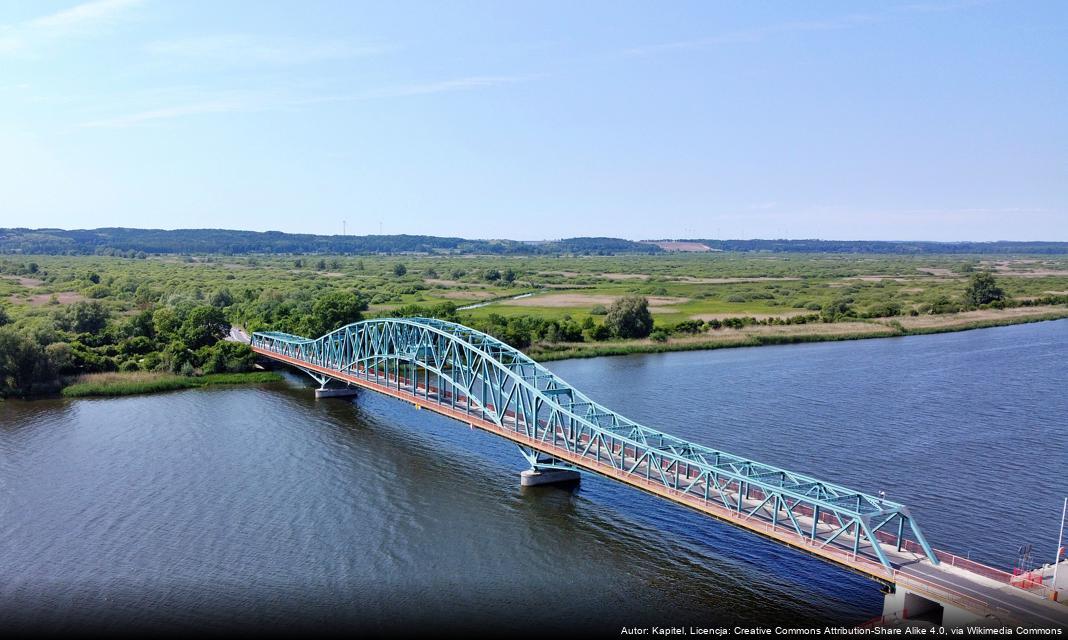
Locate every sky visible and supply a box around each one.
[0,0,1065,241]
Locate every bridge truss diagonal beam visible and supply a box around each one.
[251,318,941,575]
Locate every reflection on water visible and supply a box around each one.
[1,319,1065,634]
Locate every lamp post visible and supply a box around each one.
[1053,496,1066,601]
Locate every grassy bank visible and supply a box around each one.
[529,308,1068,362]
[61,371,284,398]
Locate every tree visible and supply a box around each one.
[0,328,54,396]
[201,341,255,373]
[178,306,230,350]
[44,342,73,373]
[134,284,158,308]
[153,306,182,338]
[59,301,110,334]
[209,288,233,308]
[393,263,407,277]
[122,309,156,339]
[0,305,9,327]
[604,296,654,339]
[964,272,1005,307]
[305,291,368,336]
[820,298,855,322]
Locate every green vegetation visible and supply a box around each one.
[6,228,1068,256]
[964,271,1005,306]
[0,228,662,256]
[604,296,654,338]
[2,250,1067,398]
[61,371,283,397]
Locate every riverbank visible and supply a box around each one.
[528,305,1068,361]
[44,307,1068,396]
[61,371,284,398]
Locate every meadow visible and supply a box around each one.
[2,251,1067,396]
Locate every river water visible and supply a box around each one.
[2,320,1066,635]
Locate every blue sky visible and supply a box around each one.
[0,0,1064,240]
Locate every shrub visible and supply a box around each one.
[820,299,855,322]
[864,301,902,318]
[671,319,705,334]
[86,284,112,298]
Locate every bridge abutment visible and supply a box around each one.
[882,586,990,629]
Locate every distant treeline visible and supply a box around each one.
[0,228,661,256]
[3,228,1068,256]
[682,239,1068,255]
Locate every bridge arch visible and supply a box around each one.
[251,317,940,576]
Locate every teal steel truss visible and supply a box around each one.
[252,317,939,573]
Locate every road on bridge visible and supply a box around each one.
[249,318,1068,629]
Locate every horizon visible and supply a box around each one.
[6,225,1068,245]
[2,1,1066,241]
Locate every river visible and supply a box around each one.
[2,320,1065,634]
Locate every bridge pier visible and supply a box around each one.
[516,445,580,486]
[314,386,358,399]
[520,468,581,487]
[297,367,359,399]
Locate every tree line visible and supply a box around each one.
[683,239,1068,255]
[0,229,662,257]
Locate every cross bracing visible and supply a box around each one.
[251,317,939,574]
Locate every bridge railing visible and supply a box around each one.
[874,528,1052,599]
[891,570,1017,621]
[250,318,947,574]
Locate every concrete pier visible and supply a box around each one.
[314,386,358,399]
[520,468,581,487]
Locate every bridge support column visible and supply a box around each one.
[298,367,358,399]
[520,468,581,487]
[517,445,580,487]
[314,386,358,399]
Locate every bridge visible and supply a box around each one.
[250,317,1067,629]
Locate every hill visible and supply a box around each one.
[3,228,1067,256]
[0,228,661,256]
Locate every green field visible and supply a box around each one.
[2,252,1067,397]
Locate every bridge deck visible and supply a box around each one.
[253,345,1067,627]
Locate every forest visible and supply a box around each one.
[0,228,662,256]
[5,228,1068,257]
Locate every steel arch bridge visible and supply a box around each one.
[251,317,941,579]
